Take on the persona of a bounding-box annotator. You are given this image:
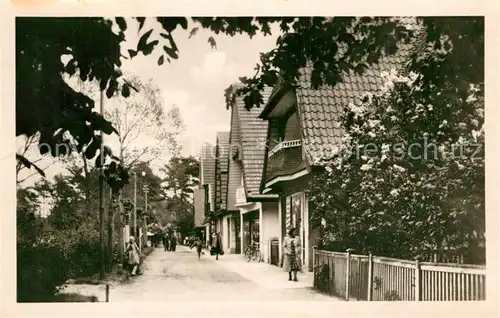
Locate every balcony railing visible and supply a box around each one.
[235,186,246,205]
[268,139,302,158]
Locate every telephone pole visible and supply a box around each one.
[99,89,106,280]
[133,172,137,239]
[143,184,149,250]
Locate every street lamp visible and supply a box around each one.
[142,176,149,250]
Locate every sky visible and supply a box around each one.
[16,18,281,187]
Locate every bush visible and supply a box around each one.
[17,223,102,302]
[63,223,101,278]
[17,235,70,302]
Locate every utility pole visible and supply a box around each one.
[142,184,149,250]
[99,89,106,280]
[133,172,137,239]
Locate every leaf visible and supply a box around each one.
[188,27,199,39]
[207,36,217,49]
[128,49,138,58]
[137,29,154,52]
[121,84,130,98]
[84,140,99,160]
[163,45,178,59]
[115,17,127,31]
[106,79,118,99]
[95,154,104,167]
[137,17,146,31]
[158,55,165,66]
[142,40,159,56]
[16,154,46,177]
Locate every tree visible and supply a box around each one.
[16,134,59,185]
[16,17,418,187]
[101,76,184,167]
[17,17,483,193]
[307,18,484,262]
[160,156,200,236]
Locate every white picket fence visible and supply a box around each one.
[313,249,486,301]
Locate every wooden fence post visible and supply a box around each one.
[345,248,353,301]
[367,253,373,301]
[105,284,109,302]
[415,257,421,301]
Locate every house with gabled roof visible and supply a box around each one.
[226,84,280,262]
[193,142,216,245]
[211,131,241,253]
[258,43,415,271]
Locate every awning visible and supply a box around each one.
[202,216,211,225]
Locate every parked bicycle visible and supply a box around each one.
[244,241,261,262]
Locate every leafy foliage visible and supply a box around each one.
[16,17,484,274]
[308,17,484,263]
[17,167,107,301]
[160,156,200,236]
[16,17,419,191]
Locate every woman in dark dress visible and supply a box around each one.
[170,234,177,252]
[211,232,224,260]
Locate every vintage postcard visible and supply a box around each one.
[1,1,499,317]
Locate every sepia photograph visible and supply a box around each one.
[9,11,492,314]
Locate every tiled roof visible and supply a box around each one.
[297,41,414,162]
[265,17,421,164]
[215,131,230,211]
[201,142,215,209]
[193,188,205,227]
[233,85,274,196]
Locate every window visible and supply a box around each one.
[284,112,301,141]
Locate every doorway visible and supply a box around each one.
[243,210,260,252]
[234,216,241,253]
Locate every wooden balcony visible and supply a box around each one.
[268,139,302,158]
[266,139,306,183]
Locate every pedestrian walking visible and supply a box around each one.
[194,237,204,260]
[125,236,142,276]
[163,233,169,251]
[170,234,177,252]
[210,232,224,261]
[282,228,301,282]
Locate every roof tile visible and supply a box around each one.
[233,86,273,195]
[296,36,416,162]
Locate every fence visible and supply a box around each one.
[313,249,486,301]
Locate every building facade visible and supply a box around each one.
[258,47,413,270]
[226,84,280,263]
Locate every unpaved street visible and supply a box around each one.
[105,245,337,302]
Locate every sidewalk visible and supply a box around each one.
[195,248,316,290]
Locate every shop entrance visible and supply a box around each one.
[242,210,259,252]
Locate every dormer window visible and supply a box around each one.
[268,107,302,158]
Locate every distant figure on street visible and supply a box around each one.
[194,237,204,260]
[125,236,142,276]
[210,232,224,261]
[170,234,177,251]
[282,228,301,282]
[163,233,170,252]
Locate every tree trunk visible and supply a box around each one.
[116,145,125,266]
[117,190,125,263]
[107,187,114,273]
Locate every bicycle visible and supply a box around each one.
[244,241,261,262]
